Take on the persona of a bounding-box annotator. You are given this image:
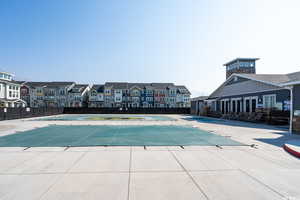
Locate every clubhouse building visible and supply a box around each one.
[206,58,300,133]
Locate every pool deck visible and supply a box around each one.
[0,114,300,199]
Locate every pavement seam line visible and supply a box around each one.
[37,151,88,200]
[127,147,132,200]
[239,169,286,198]
[239,148,290,169]
[168,149,210,200]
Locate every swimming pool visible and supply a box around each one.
[0,125,244,147]
[35,114,175,121]
[183,116,224,123]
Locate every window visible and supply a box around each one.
[232,101,236,112]
[251,99,257,112]
[221,101,225,114]
[263,95,276,108]
[245,99,250,112]
[237,100,241,113]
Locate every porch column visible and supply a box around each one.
[290,86,293,134]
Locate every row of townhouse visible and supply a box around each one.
[88,82,191,108]
[0,71,191,108]
[20,82,90,107]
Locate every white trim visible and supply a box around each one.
[213,88,285,100]
[281,81,300,86]
[231,97,242,100]
[81,86,90,96]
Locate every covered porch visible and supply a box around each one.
[0,99,27,108]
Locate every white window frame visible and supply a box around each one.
[263,94,276,109]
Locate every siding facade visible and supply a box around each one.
[209,74,291,114]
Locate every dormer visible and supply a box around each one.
[0,72,13,81]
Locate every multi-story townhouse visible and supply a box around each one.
[113,82,128,108]
[141,84,154,108]
[103,83,114,107]
[128,83,142,108]
[21,82,75,107]
[0,72,26,107]
[167,85,178,108]
[88,84,105,107]
[43,82,75,107]
[68,84,90,107]
[176,85,191,107]
[104,82,128,107]
[19,83,30,106]
[152,83,174,108]
[21,82,47,107]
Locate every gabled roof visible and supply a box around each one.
[176,85,191,94]
[238,71,300,86]
[105,82,128,89]
[24,81,75,88]
[17,81,28,85]
[91,84,105,93]
[69,84,89,94]
[103,82,183,91]
[237,74,289,86]
[24,82,48,88]
[191,96,208,101]
[128,83,143,90]
[208,71,300,99]
[281,71,300,86]
[150,83,174,89]
[223,58,259,66]
[44,82,75,88]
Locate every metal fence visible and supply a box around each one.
[0,107,190,120]
[63,107,191,115]
[0,107,64,121]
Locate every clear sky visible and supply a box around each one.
[1,0,300,97]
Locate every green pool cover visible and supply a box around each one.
[0,125,244,147]
[35,114,175,121]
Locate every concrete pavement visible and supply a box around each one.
[0,115,300,199]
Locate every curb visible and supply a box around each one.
[283,143,300,158]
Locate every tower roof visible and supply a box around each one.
[223,58,259,66]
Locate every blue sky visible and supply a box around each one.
[1,0,300,96]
